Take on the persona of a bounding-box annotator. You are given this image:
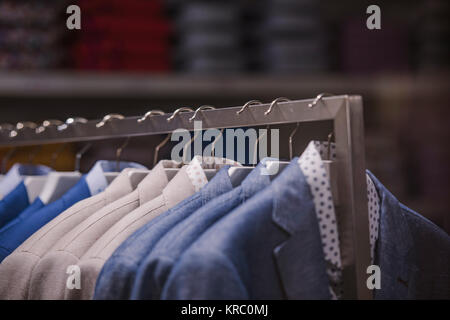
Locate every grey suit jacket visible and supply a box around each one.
[27,160,179,300]
[0,168,138,300]
[66,165,198,299]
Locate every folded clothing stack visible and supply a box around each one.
[0,0,68,70]
[171,0,245,74]
[260,0,329,74]
[73,0,171,72]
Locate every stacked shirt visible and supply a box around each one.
[0,0,68,70]
[260,0,329,74]
[171,0,244,74]
[73,0,171,72]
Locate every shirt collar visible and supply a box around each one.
[0,163,52,199]
[137,160,181,205]
[185,155,241,193]
[85,160,147,196]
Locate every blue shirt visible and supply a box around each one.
[0,197,45,233]
[93,166,234,300]
[0,164,52,229]
[0,160,146,262]
[161,159,331,300]
[130,162,272,299]
[0,183,30,229]
[0,164,52,199]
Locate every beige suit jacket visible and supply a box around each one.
[66,165,197,299]
[27,160,179,300]
[0,168,138,300]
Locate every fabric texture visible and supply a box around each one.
[367,171,450,300]
[93,166,234,300]
[0,166,144,300]
[66,166,196,299]
[130,161,272,300]
[70,157,239,300]
[161,159,331,300]
[26,160,177,300]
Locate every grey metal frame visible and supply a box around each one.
[0,95,372,299]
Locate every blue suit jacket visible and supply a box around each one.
[94,166,234,300]
[368,171,450,299]
[161,159,331,300]
[0,183,30,229]
[130,162,272,299]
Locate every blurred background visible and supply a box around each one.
[0,0,448,233]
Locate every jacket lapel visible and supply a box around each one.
[271,161,331,299]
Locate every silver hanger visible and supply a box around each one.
[115,137,130,173]
[228,100,264,187]
[50,144,68,169]
[58,117,88,131]
[308,93,334,108]
[75,143,92,172]
[1,147,17,174]
[189,105,215,122]
[137,110,165,123]
[9,121,37,138]
[137,110,168,168]
[36,119,64,134]
[96,114,125,128]
[166,107,193,122]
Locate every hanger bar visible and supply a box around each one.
[0,95,348,147]
[0,94,372,302]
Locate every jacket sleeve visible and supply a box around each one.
[161,249,248,300]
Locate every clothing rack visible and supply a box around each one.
[0,94,372,300]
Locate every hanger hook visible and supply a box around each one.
[58,117,88,131]
[1,147,17,174]
[253,125,270,164]
[308,93,335,108]
[75,143,92,172]
[327,132,334,160]
[96,114,125,128]
[28,145,42,165]
[116,137,130,172]
[182,130,201,165]
[289,123,300,160]
[189,105,215,122]
[137,110,165,123]
[211,128,224,157]
[36,119,64,134]
[166,107,194,122]
[50,144,68,169]
[9,121,37,138]
[153,134,172,167]
[0,123,14,133]
[236,100,262,115]
[264,97,290,116]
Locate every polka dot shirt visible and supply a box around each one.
[185,155,242,192]
[298,141,380,299]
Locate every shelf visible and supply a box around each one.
[0,72,447,99]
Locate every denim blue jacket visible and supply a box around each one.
[367,171,450,299]
[93,166,234,300]
[161,158,331,300]
[130,162,272,299]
